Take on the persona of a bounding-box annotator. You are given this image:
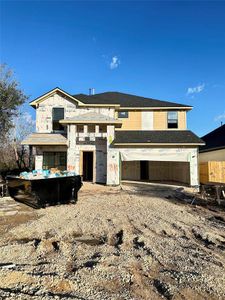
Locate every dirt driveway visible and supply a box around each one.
[0,183,224,300]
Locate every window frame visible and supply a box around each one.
[52,107,65,131]
[167,111,178,129]
[118,111,129,118]
[43,152,67,170]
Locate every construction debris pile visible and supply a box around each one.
[19,169,77,180]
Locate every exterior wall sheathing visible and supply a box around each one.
[36,93,115,133]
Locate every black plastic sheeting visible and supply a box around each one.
[7,175,82,208]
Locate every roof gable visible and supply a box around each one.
[29,87,84,108]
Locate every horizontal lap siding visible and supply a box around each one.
[199,149,225,162]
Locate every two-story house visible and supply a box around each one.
[22,87,204,186]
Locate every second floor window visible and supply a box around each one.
[118,111,129,118]
[52,108,64,131]
[167,111,178,128]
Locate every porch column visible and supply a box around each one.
[83,125,88,134]
[95,125,99,134]
[106,125,120,185]
[189,148,199,187]
[67,124,77,172]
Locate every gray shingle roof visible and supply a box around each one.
[113,130,204,145]
[74,92,192,108]
[21,133,67,145]
[200,124,225,152]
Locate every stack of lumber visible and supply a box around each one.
[200,161,225,184]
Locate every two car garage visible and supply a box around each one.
[111,130,204,187]
[119,147,195,186]
[122,160,190,185]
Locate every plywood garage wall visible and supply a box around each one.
[148,161,190,184]
[122,161,140,180]
[121,161,190,184]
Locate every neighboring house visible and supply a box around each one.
[22,87,204,186]
[199,124,225,162]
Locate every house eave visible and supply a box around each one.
[199,146,225,153]
[117,106,192,110]
[29,87,85,108]
[59,120,122,125]
[21,142,67,146]
[113,142,205,146]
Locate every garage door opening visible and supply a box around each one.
[122,161,190,186]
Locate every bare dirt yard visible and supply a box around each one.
[0,182,224,300]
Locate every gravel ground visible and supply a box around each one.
[0,182,224,300]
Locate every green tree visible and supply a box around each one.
[0,65,31,171]
[0,64,28,141]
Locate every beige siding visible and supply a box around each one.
[153,111,167,129]
[153,111,187,130]
[117,111,142,130]
[199,149,225,162]
[178,111,186,129]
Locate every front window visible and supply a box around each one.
[52,108,64,131]
[167,111,178,128]
[43,152,67,170]
[118,111,129,118]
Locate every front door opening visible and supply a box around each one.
[140,161,149,180]
[83,151,93,181]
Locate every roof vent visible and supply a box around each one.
[89,88,95,95]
